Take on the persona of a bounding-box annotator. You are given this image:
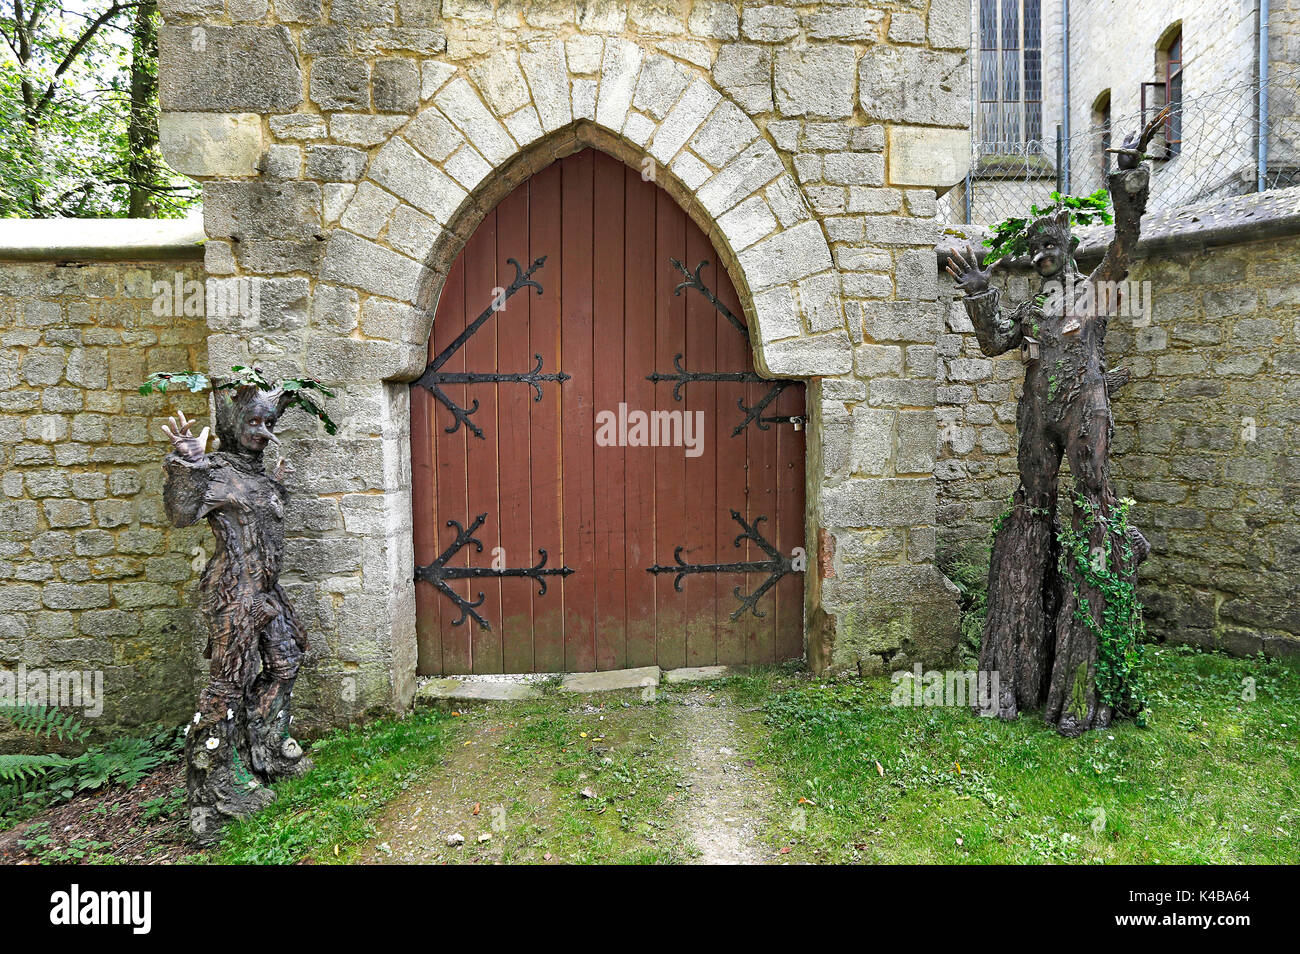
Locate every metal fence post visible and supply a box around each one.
[1055,124,1064,194]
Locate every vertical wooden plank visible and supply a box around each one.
[683,223,718,667]
[529,163,566,672]
[561,149,597,673]
[434,255,472,674]
[591,152,627,670]
[713,267,759,665]
[412,321,441,674]
[496,181,535,673]
[774,381,807,662]
[652,189,688,670]
[743,371,780,664]
[622,164,658,670]
[464,212,503,673]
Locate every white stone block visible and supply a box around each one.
[887,126,970,189]
[159,112,262,176]
[435,76,517,165]
[717,195,778,251]
[470,50,530,115]
[648,79,721,164]
[596,38,643,134]
[369,136,467,224]
[520,39,573,132]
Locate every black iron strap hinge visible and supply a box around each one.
[413,256,569,440]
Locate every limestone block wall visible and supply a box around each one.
[0,222,210,732]
[935,188,1300,659]
[152,0,979,714]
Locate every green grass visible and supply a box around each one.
[737,646,1300,864]
[213,706,456,864]
[470,693,689,864]
[213,690,690,865]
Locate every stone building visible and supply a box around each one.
[144,0,973,728]
[1041,0,1296,207]
[953,0,1300,224]
[3,2,1296,737]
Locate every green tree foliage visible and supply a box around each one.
[981,189,1113,265]
[0,0,197,217]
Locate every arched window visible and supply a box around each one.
[1093,90,1112,184]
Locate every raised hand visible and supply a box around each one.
[945,244,993,297]
[161,410,209,462]
[272,457,295,484]
[1114,104,1171,170]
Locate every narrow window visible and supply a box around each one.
[1164,29,1183,156]
[1094,91,1112,184]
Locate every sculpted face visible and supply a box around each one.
[1029,234,1065,279]
[1028,211,1072,281]
[237,398,279,454]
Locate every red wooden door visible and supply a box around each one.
[411,149,805,674]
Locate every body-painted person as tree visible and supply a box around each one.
[146,366,335,842]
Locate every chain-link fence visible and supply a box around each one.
[941,64,1300,227]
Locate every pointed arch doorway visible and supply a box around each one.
[411,148,806,675]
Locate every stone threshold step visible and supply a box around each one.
[416,665,734,705]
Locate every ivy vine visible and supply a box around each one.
[1056,495,1148,720]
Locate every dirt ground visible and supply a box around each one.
[1,680,785,865]
[0,762,194,865]
[361,685,782,865]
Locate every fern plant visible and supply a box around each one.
[0,753,71,785]
[0,705,88,814]
[1,704,90,743]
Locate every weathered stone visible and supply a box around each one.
[415,679,543,704]
[806,5,884,40]
[888,126,970,188]
[368,136,467,224]
[306,145,368,182]
[330,113,406,147]
[373,57,420,113]
[664,665,731,684]
[688,1,739,39]
[741,4,799,41]
[560,666,660,693]
[319,230,425,298]
[311,56,371,111]
[859,48,968,126]
[159,26,302,112]
[204,181,322,240]
[159,112,263,176]
[775,46,858,119]
[712,44,771,113]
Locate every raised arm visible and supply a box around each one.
[161,411,215,527]
[946,244,1024,357]
[1088,166,1149,288]
[1088,108,1166,288]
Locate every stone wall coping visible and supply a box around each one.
[0,215,206,262]
[935,183,1300,270]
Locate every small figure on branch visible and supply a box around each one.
[946,109,1169,736]
[145,366,335,842]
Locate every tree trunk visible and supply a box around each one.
[127,0,160,218]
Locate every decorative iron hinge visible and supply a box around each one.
[414,513,573,630]
[647,509,801,620]
[648,259,802,436]
[413,256,569,439]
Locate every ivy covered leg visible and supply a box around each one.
[1047,395,1149,734]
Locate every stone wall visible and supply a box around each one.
[936,187,1300,659]
[153,0,978,711]
[0,221,210,733]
